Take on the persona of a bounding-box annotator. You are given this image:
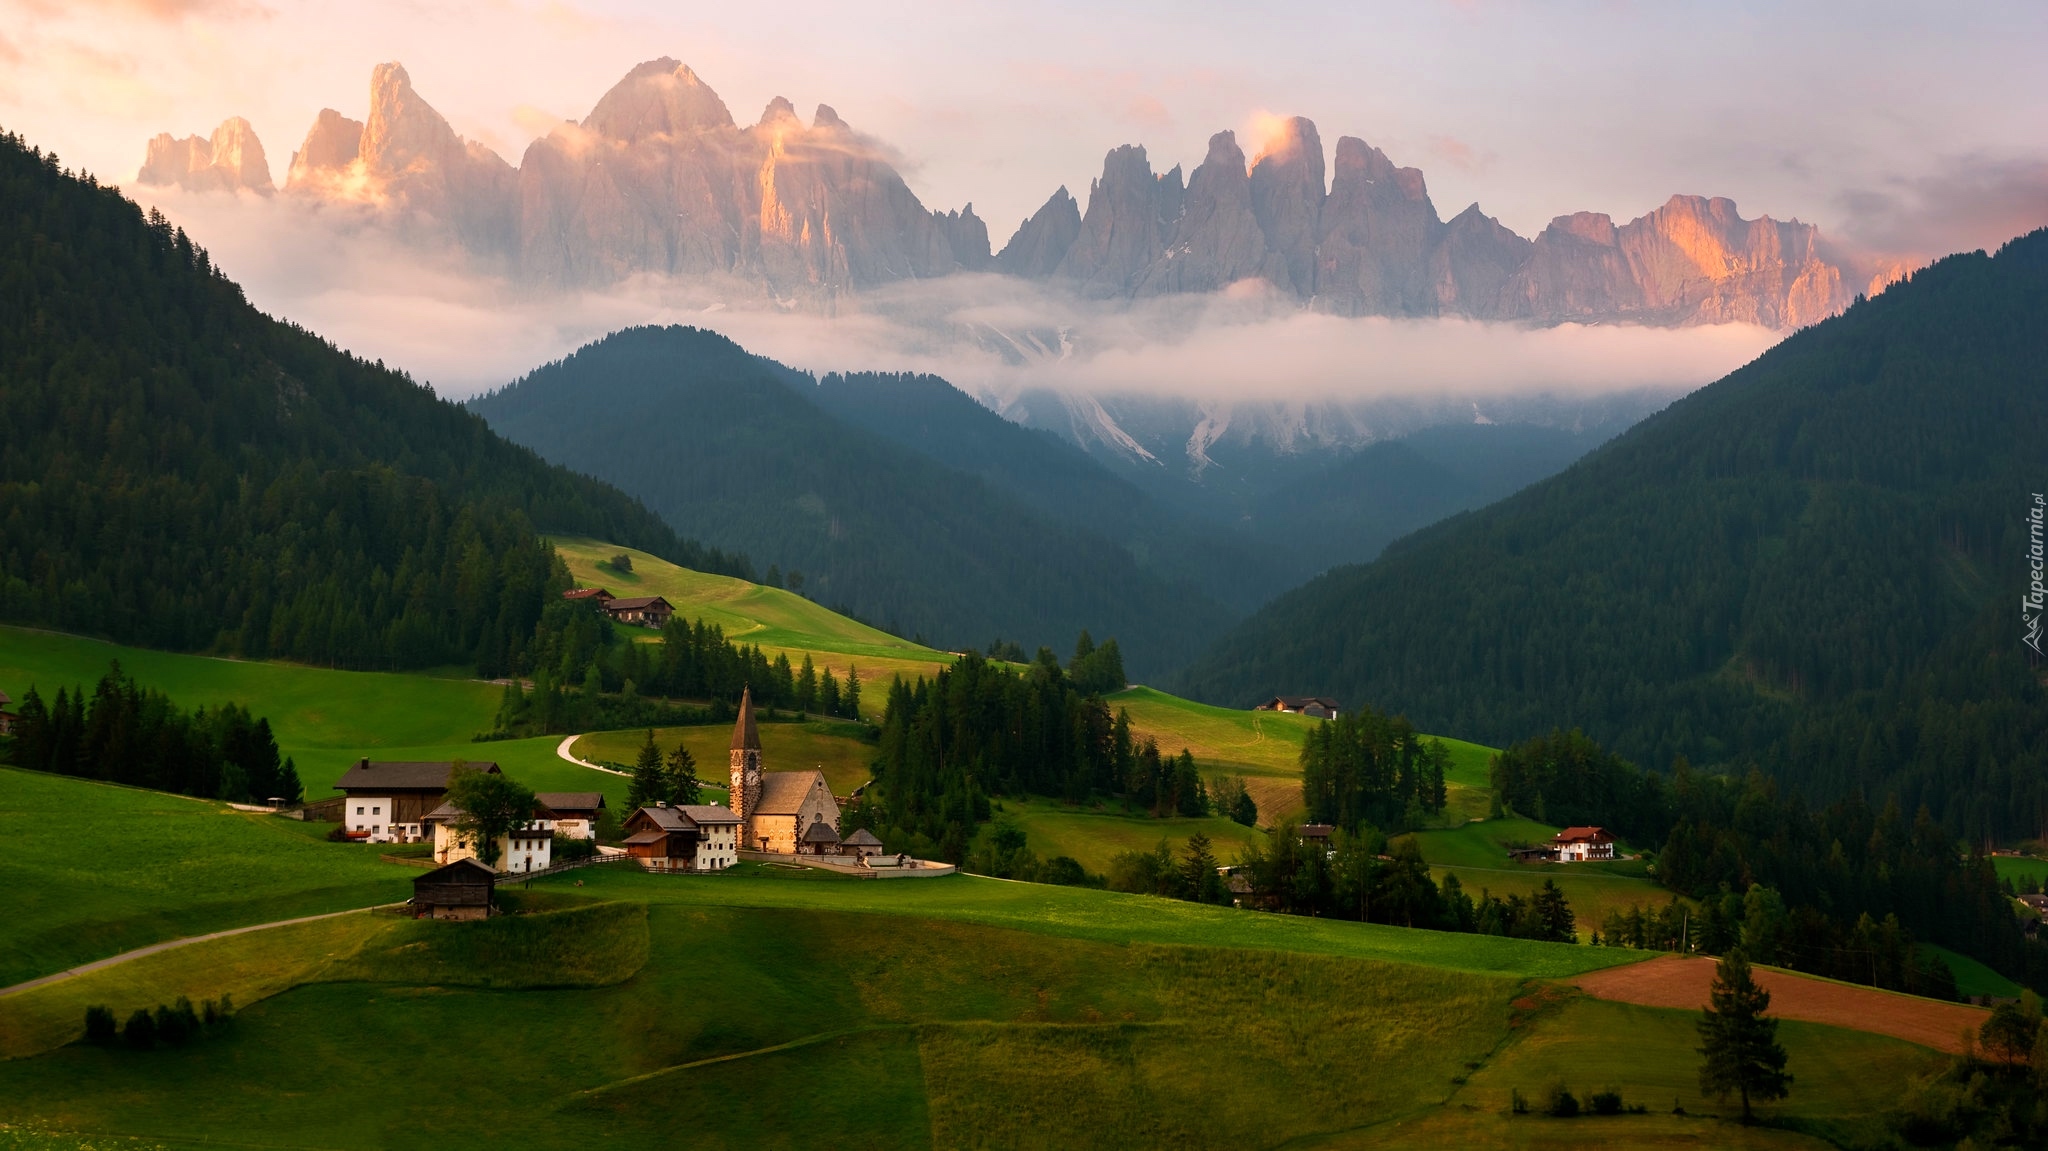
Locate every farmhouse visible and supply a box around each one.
[535,792,605,840]
[1255,696,1341,720]
[623,802,741,871]
[1551,826,1617,862]
[1297,823,1336,846]
[728,686,841,854]
[423,801,557,873]
[332,759,500,842]
[412,857,496,920]
[603,595,674,628]
[562,587,614,605]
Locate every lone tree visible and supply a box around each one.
[1697,948,1792,1122]
[446,763,536,869]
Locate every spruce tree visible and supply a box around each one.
[628,729,670,809]
[842,664,862,719]
[1697,948,1792,1121]
[666,742,701,806]
[796,654,818,714]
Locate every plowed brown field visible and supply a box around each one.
[1573,954,1988,1052]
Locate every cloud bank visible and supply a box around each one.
[143,185,1781,408]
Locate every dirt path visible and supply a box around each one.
[0,906,378,999]
[1573,953,1988,1053]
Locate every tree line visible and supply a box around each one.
[5,661,300,803]
[1299,704,1453,831]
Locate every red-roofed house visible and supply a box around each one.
[1551,826,1616,862]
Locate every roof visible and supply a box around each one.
[334,760,499,792]
[633,805,692,831]
[536,792,605,812]
[675,804,741,825]
[1298,823,1336,838]
[563,587,613,601]
[422,801,461,822]
[731,686,760,750]
[841,828,885,847]
[622,830,668,846]
[1262,696,1340,710]
[1553,826,1613,843]
[605,596,672,612]
[416,857,496,885]
[803,820,841,843]
[754,770,828,815]
[0,690,10,706]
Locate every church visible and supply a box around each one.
[728,687,842,854]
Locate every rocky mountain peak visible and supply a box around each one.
[1248,117,1325,295]
[812,105,848,131]
[284,109,365,193]
[757,97,802,130]
[583,57,736,142]
[361,61,473,177]
[999,187,1083,277]
[137,117,274,195]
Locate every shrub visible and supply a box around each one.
[1038,856,1089,886]
[1510,1088,1529,1115]
[1588,1089,1624,1115]
[83,1005,117,1045]
[122,1009,156,1049]
[155,997,199,1045]
[1544,1084,1580,1118]
[608,553,632,572]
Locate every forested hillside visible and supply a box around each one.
[1181,229,2048,842]
[469,327,1233,677]
[0,130,741,673]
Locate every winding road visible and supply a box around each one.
[0,906,381,999]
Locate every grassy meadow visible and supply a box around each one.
[551,536,955,698]
[980,794,1266,875]
[1406,818,1674,939]
[0,768,415,990]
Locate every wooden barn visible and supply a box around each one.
[602,595,675,628]
[412,857,495,920]
[332,759,502,843]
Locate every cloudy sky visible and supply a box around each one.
[4,0,2044,394]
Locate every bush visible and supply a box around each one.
[155,997,199,1045]
[552,833,597,863]
[1038,856,1089,886]
[83,1005,117,1045]
[1544,1084,1580,1118]
[607,553,632,572]
[122,1009,155,1049]
[1588,1089,1624,1116]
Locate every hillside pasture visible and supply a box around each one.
[551,536,953,697]
[1407,818,1672,938]
[980,794,1265,875]
[0,768,414,990]
[0,625,497,751]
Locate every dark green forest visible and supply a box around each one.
[1181,230,2048,843]
[0,132,742,674]
[467,326,1234,678]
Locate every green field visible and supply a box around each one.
[1993,854,2048,886]
[1925,942,2023,999]
[980,794,1266,875]
[0,767,415,990]
[0,624,499,752]
[0,860,1946,1150]
[552,536,954,700]
[573,720,873,796]
[1406,818,1673,939]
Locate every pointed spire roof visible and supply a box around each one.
[731,686,760,751]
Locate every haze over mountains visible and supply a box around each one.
[139,58,1880,328]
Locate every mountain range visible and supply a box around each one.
[139,58,1880,326]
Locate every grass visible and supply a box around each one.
[0,768,415,990]
[1993,854,2048,886]
[1406,818,1675,940]
[0,625,499,752]
[551,536,954,702]
[1924,942,2022,998]
[572,720,874,796]
[982,794,1265,875]
[322,901,650,989]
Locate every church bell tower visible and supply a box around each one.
[730,685,763,824]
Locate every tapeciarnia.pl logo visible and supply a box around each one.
[2027,492,2045,656]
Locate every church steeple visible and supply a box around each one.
[729,686,762,820]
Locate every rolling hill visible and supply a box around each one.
[1179,229,2048,840]
[469,325,1235,677]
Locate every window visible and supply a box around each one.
[355,807,364,815]
[372,806,381,815]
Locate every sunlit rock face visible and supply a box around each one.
[139,63,1852,326]
[137,117,273,195]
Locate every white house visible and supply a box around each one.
[347,797,395,842]
[423,802,555,874]
[534,792,605,840]
[623,803,741,871]
[1552,826,1617,862]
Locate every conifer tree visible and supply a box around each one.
[666,741,701,806]
[842,664,862,719]
[1697,948,1792,1122]
[628,729,670,809]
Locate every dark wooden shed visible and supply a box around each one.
[413,857,496,920]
